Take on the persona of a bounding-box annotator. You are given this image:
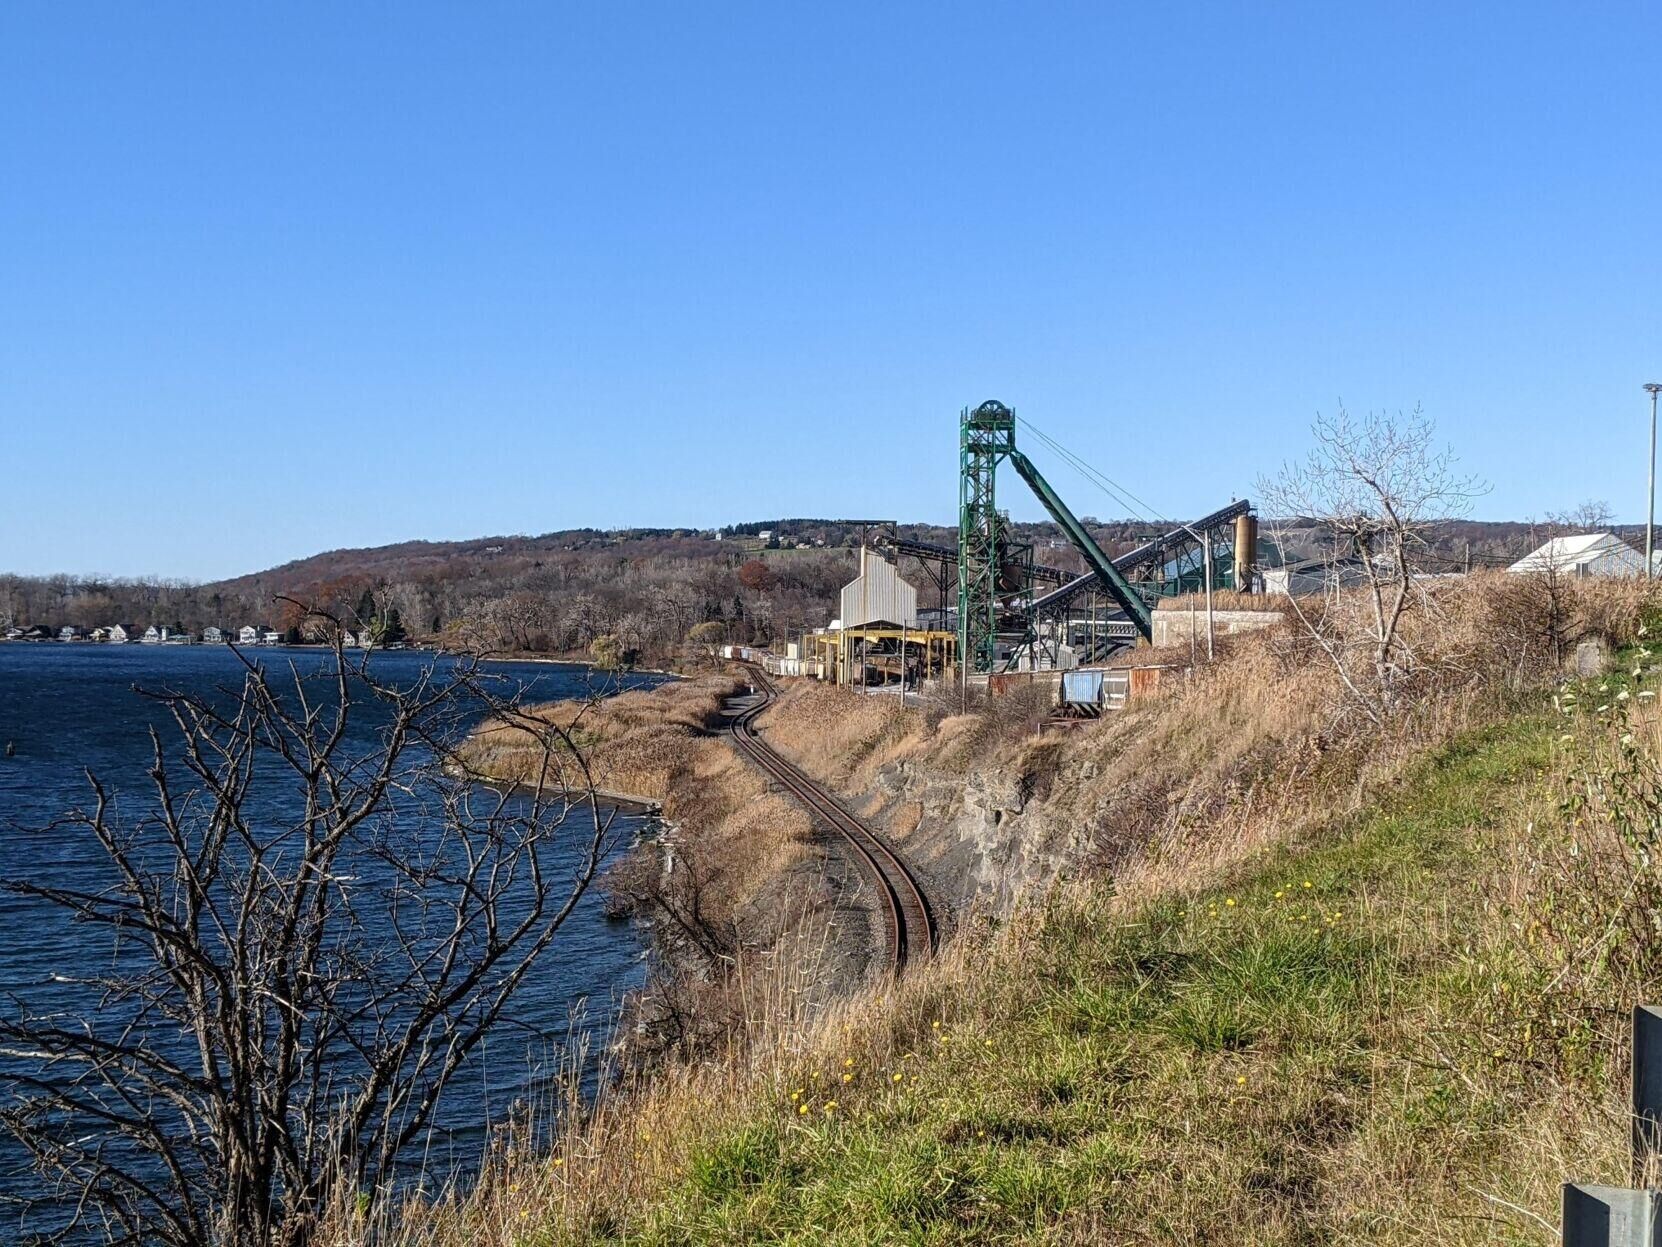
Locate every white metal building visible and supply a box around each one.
[1508,533,1646,578]
[839,548,919,629]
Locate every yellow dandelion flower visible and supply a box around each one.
[931,1020,941,1029]
[823,1101,838,1113]
[842,1073,853,1083]
[843,1058,854,1068]
[1236,1075,1247,1085]
[797,1104,809,1115]
[553,1158,565,1167]
[892,1073,903,1083]
[1225,898,1236,907]
[984,1038,994,1048]
[1302,881,1312,889]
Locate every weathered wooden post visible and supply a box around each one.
[1563,1007,1662,1244]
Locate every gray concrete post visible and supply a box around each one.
[1564,1185,1661,1245]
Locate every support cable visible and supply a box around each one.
[1016,416,1227,535]
[1016,417,1166,524]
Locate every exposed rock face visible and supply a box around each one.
[868,753,1099,929]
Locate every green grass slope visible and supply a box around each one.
[623,706,1633,1245]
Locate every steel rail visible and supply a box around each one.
[729,664,935,974]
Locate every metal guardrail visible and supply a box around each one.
[1563,1006,1662,1244]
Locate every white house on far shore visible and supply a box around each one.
[1508,532,1647,579]
[202,626,225,644]
[238,625,260,645]
[109,623,135,644]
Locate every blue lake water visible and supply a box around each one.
[0,643,666,1234]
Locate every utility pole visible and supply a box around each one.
[1202,534,1215,661]
[1647,383,1661,580]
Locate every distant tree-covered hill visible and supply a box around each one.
[0,516,1627,660]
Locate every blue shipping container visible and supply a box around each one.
[1061,670,1105,706]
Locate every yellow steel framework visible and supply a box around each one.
[808,628,956,688]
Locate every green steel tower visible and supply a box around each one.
[956,398,1158,675]
[958,400,1016,675]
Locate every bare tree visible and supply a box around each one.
[0,625,617,1246]
[1556,499,1615,531]
[1259,407,1486,720]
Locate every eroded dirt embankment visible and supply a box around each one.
[458,671,877,1056]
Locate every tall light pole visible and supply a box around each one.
[1648,383,1661,580]
[1172,521,1215,660]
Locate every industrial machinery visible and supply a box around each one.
[954,399,1255,675]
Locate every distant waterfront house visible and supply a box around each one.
[141,625,163,643]
[22,625,54,641]
[89,627,110,642]
[4,626,24,641]
[260,628,281,645]
[109,623,135,644]
[201,626,225,644]
[340,630,358,648]
[58,626,83,641]
[238,625,259,645]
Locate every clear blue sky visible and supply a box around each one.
[2,2,1658,580]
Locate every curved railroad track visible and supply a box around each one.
[729,664,935,974]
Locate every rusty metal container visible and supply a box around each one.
[1129,666,1164,698]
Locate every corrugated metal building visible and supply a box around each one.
[839,548,919,629]
[1508,532,1649,578]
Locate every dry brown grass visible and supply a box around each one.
[756,681,928,788]
[1154,587,1276,612]
[456,674,743,803]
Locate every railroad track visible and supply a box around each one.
[729,664,935,974]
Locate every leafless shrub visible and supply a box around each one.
[0,626,616,1247]
[1259,406,1488,722]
